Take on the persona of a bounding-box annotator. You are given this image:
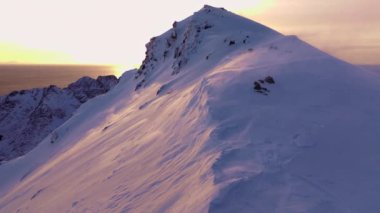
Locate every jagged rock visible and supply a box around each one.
[135,80,145,91]
[204,23,213,29]
[163,50,169,58]
[135,8,221,88]
[166,39,171,48]
[254,76,275,95]
[172,21,178,28]
[171,30,177,39]
[254,81,262,91]
[264,76,275,84]
[67,75,118,103]
[0,75,119,162]
[174,47,181,58]
[156,84,168,96]
[254,81,268,94]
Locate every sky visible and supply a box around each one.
[0,0,379,68]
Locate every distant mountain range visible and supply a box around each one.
[0,75,118,162]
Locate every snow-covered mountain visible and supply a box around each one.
[1,5,380,213]
[0,75,118,163]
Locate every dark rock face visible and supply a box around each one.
[253,76,275,95]
[264,76,275,84]
[254,82,262,91]
[67,75,119,103]
[0,75,119,163]
[133,6,222,90]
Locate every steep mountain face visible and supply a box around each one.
[0,75,118,163]
[1,5,380,213]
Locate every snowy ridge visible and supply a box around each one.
[0,75,118,163]
[135,5,280,89]
[1,5,380,213]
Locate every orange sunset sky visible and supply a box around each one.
[0,0,379,67]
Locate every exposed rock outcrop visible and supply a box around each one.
[0,75,118,163]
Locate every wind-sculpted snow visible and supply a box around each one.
[1,5,380,213]
[0,75,118,163]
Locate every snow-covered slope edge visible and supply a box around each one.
[1,5,380,213]
[0,75,119,163]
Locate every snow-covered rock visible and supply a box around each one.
[0,75,118,163]
[1,5,380,213]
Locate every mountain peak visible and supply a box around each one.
[200,4,228,13]
[134,5,281,90]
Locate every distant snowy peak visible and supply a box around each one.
[0,75,118,163]
[134,5,281,90]
[67,75,119,103]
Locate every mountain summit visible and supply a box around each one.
[135,5,280,89]
[1,5,380,213]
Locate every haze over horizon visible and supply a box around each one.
[0,0,379,67]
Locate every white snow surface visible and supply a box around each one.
[1,5,380,213]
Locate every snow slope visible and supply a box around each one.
[1,5,380,213]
